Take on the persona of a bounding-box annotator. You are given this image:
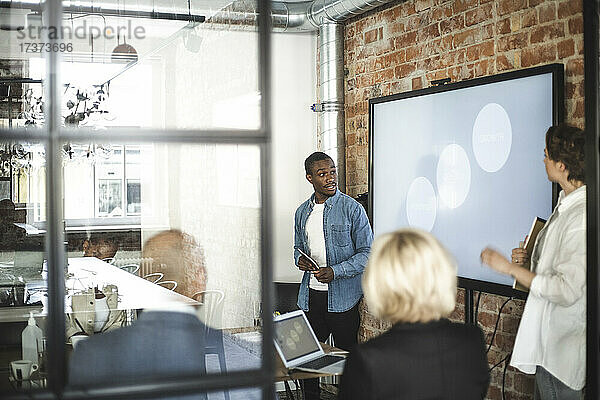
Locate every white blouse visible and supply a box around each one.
[510,185,586,390]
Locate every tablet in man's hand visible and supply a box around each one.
[297,249,319,271]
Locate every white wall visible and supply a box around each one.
[271,32,316,282]
[135,29,316,328]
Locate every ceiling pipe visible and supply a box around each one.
[0,0,206,22]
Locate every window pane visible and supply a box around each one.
[97,180,123,216]
[126,180,141,215]
[63,142,263,394]
[0,141,47,396]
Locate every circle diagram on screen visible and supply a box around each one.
[472,103,512,172]
[406,177,437,232]
[436,144,471,209]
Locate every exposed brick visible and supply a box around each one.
[440,14,465,35]
[375,68,394,82]
[379,4,401,23]
[365,28,379,44]
[497,17,511,34]
[497,32,528,52]
[538,2,557,23]
[415,0,435,12]
[565,81,577,98]
[406,45,422,61]
[566,58,584,76]
[465,2,493,27]
[521,8,537,28]
[394,62,417,78]
[513,373,536,393]
[416,23,441,42]
[529,0,544,6]
[388,21,406,36]
[572,98,584,119]
[432,3,453,20]
[472,59,490,77]
[530,22,565,44]
[399,1,417,17]
[374,38,395,55]
[440,34,453,51]
[496,54,515,71]
[558,0,582,19]
[557,38,575,58]
[453,0,478,13]
[453,27,478,48]
[569,15,583,34]
[411,76,423,90]
[395,31,418,49]
[498,0,527,16]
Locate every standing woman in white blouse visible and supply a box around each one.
[481,124,586,400]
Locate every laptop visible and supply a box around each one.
[273,310,347,375]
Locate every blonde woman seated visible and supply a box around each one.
[339,229,490,400]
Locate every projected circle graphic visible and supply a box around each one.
[436,144,471,209]
[406,177,437,232]
[472,103,513,172]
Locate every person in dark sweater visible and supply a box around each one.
[339,228,490,400]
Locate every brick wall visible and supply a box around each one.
[344,0,584,399]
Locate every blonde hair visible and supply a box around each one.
[363,228,457,324]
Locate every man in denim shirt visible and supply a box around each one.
[294,152,373,400]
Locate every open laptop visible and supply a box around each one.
[273,310,346,375]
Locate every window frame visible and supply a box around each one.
[0,0,275,398]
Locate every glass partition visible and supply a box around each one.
[0,140,48,395]
[0,0,271,397]
[61,142,263,388]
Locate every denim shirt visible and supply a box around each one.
[294,190,373,312]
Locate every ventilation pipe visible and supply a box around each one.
[307,0,391,193]
[315,22,346,191]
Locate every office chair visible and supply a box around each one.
[119,264,140,275]
[143,272,164,283]
[192,290,229,400]
[156,280,178,291]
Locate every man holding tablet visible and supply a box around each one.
[293,152,373,400]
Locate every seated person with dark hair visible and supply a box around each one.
[339,229,490,400]
[82,234,118,261]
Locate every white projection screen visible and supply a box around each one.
[369,64,564,296]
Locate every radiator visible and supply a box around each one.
[113,257,154,277]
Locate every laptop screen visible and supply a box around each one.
[274,313,321,363]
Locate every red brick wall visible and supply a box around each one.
[344,0,584,399]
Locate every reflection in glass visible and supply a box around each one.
[61,142,262,393]
[0,141,47,395]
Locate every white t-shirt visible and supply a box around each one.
[305,203,328,291]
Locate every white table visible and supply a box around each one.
[0,257,198,323]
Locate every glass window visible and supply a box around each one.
[0,0,270,397]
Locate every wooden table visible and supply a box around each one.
[275,343,347,399]
[0,257,198,323]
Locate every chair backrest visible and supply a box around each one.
[192,290,225,329]
[102,257,115,265]
[156,280,178,291]
[143,272,164,283]
[119,264,140,275]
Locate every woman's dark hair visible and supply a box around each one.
[545,124,586,184]
[304,152,334,175]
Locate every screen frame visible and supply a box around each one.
[368,64,564,298]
